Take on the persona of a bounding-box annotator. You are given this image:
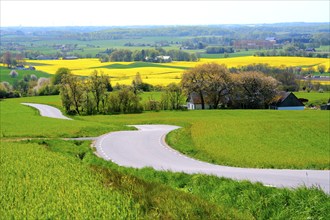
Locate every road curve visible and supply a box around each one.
[22,103,72,120]
[95,125,330,193]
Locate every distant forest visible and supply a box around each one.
[0,23,329,60]
[1,23,329,40]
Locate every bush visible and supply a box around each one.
[9,70,18,78]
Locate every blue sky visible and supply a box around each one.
[1,1,329,27]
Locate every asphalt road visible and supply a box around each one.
[22,103,72,120]
[95,125,330,193]
[22,103,329,193]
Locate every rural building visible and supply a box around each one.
[186,92,211,110]
[145,56,172,63]
[270,92,305,110]
[320,99,330,110]
[305,48,316,52]
[63,56,78,60]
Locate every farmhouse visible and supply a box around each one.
[270,92,305,110]
[145,56,172,63]
[186,92,211,110]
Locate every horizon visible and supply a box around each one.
[1,1,329,27]
[1,21,329,29]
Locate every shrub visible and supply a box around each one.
[9,70,18,78]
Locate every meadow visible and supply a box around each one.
[22,56,330,85]
[1,95,329,219]
[0,66,51,84]
[295,91,330,106]
[2,95,329,169]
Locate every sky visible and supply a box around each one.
[0,0,329,27]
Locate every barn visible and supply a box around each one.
[270,92,305,110]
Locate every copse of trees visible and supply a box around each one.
[105,48,198,62]
[205,46,234,54]
[1,51,25,68]
[59,70,142,115]
[181,63,279,109]
[231,72,278,109]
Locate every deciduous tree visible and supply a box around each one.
[235,71,278,109]
[89,70,110,113]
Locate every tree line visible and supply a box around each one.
[58,69,188,115]
[181,63,279,109]
[99,48,198,62]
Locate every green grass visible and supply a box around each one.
[199,49,259,59]
[2,95,329,169]
[295,91,330,106]
[0,96,131,138]
[0,141,140,219]
[1,96,329,219]
[0,66,51,84]
[139,91,163,102]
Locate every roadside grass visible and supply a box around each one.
[0,141,141,219]
[0,98,129,138]
[2,95,329,169]
[1,140,242,219]
[1,96,329,219]
[0,66,51,84]
[74,108,330,169]
[166,110,330,169]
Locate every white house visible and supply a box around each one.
[187,92,211,110]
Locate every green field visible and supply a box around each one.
[295,91,330,106]
[199,49,259,59]
[0,66,51,84]
[1,96,329,219]
[2,95,329,169]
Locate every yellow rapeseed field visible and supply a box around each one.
[26,56,330,85]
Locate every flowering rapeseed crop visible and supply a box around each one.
[27,56,329,85]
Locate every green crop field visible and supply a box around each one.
[295,91,330,106]
[1,95,329,219]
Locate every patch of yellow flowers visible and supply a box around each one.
[27,56,329,85]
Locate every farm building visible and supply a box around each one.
[63,56,78,60]
[187,92,211,110]
[320,99,330,110]
[270,92,305,110]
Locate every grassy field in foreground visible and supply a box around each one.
[1,96,329,219]
[21,56,330,85]
[2,95,329,169]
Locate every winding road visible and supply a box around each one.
[22,103,72,120]
[23,103,330,193]
[95,125,330,193]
